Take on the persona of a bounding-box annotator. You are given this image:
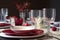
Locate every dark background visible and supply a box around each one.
[0,0,59,21]
[50,0,60,21]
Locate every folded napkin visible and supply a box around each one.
[0,23,10,27]
[2,29,44,36]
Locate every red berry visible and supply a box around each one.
[15,18,23,26]
[13,16,17,18]
[13,16,18,19]
[19,18,23,24]
[13,16,19,21]
[19,18,23,22]
[22,22,30,26]
[15,20,20,25]
[52,27,57,31]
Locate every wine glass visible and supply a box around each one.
[42,8,56,35]
[29,10,43,29]
[0,8,8,22]
[0,8,9,32]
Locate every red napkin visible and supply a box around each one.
[0,23,10,27]
[2,29,44,36]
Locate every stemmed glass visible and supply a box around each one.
[0,8,8,32]
[42,8,56,35]
[0,8,8,22]
[30,10,43,29]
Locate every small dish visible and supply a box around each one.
[10,26,35,33]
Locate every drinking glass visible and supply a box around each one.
[29,10,43,29]
[0,8,8,32]
[29,10,44,40]
[0,8,8,22]
[42,8,56,34]
[19,10,30,23]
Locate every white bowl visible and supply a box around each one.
[10,26,35,33]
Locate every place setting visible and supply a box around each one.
[0,8,59,40]
[0,8,11,29]
[0,9,48,39]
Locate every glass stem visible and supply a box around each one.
[47,23,50,35]
[19,12,25,22]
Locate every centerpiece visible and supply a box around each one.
[8,1,45,36]
[10,1,36,33]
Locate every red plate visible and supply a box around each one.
[0,23,10,27]
[2,29,44,36]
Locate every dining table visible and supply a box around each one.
[0,21,60,40]
[0,28,60,40]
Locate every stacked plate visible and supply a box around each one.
[2,26,47,36]
[0,21,10,29]
[2,29,44,36]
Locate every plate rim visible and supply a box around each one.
[0,32,46,38]
[0,29,47,38]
